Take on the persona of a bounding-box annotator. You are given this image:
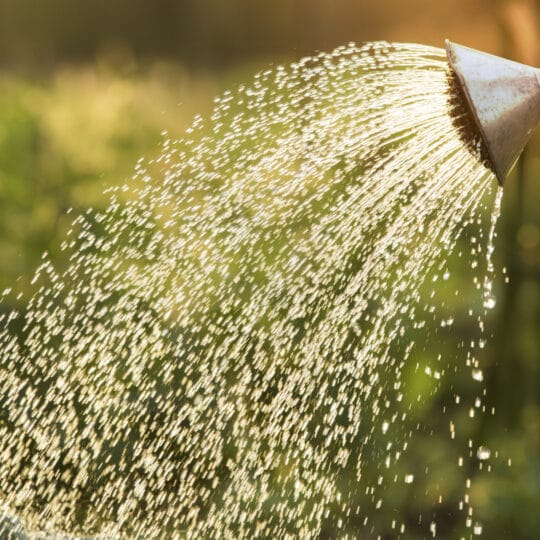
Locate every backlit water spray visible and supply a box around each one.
[0,43,505,538]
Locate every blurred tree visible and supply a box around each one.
[0,0,503,71]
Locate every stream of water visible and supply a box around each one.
[0,42,500,539]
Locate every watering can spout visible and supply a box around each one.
[446,40,540,185]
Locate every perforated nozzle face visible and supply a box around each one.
[446,40,540,185]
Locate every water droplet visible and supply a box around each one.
[483,295,496,310]
[477,446,491,460]
[472,369,483,382]
[404,474,414,484]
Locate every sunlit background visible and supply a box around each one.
[0,0,539,537]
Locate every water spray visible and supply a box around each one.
[446,40,540,185]
[0,42,514,538]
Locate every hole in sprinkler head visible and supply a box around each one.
[446,70,493,175]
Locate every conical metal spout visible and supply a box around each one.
[446,40,540,185]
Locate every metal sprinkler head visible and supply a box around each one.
[446,40,540,185]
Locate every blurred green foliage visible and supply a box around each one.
[0,64,224,298]
[0,0,513,71]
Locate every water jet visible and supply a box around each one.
[446,40,540,185]
[0,42,508,538]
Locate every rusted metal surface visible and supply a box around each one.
[446,40,540,185]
